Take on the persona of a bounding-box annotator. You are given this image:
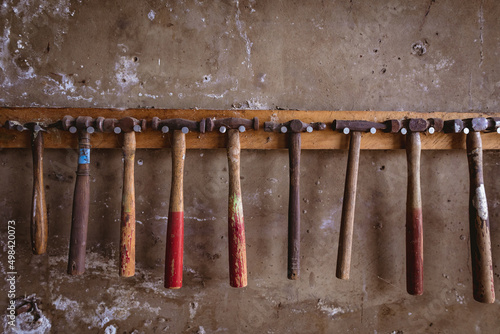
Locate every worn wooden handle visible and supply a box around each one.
[165,130,186,289]
[120,132,136,277]
[466,132,495,303]
[406,132,423,295]
[227,129,247,288]
[288,132,301,280]
[31,131,48,255]
[67,131,91,275]
[336,131,361,280]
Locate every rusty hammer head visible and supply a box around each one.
[401,118,443,135]
[151,117,206,134]
[206,117,258,133]
[264,119,325,134]
[485,117,500,133]
[4,121,47,133]
[58,116,94,134]
[115,117,147,134]
[4,120,27,132]
[332,119,402,135]
[443,119,467,134]
[463,117,488,133]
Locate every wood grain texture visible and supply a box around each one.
[466,132,495,303]
[120,131,136,277]
[227,129,248,288]
[67,130,91,275]
[336,131,361,280]
[165,130,186,289]
[2,108,500,149]
[406,132,424,295]
[288,132,301,280]
[30,130,48,255]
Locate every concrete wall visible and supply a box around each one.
[1,0,500,333]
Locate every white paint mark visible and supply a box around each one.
[473,184,489,221]
[198,326,207,334]
[148,10,156,21]
[235,0,253,75]
[189,301,199,319]
[104,325,117,334]
[115,55,139,89]
[203,74,212,83]
[206,91,228,99]
[317,299,350,318]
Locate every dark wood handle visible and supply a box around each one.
[336,131,361,279]
[120,132,136,277]
[31,131,48,255]
[165,130,186,289]
[67,131,91,275]
[227,129,247,287]
[406,132,423,295]
[288,132,301,280]
[466,132,495,303]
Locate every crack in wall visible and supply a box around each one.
[478,0,484,68]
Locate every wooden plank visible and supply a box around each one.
[0,108,498,149]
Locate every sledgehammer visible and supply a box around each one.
[206,117,258,287]
[332,119,402,280]
[152,117,206,288]
[264,119,326,280]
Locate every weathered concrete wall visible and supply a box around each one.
[1,1,500,333]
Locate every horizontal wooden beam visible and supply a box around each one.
[0,108,499,150]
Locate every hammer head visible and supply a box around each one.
[4,120,26,132]
[486,117,500,133]
[117,117,147,133]
[443,119,466,134]
[151,117,206,134]
[463,117,488,132]
[264,119,325,133]
[332,119,401,134]
[206,117,258,133]
[95,117,120,133]
[73,116,95,134]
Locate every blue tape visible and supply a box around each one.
[79,148,90,164]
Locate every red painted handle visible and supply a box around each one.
[406,132,423,295]
[227,129,247,288]
[165,130,186,288]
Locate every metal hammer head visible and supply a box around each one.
[463,117,488,133]
[485,117,500,133]
[4,120,27,132]
[115,117,147,133]
[403,118,443,134]
[151,117,206,134]
[264,119,325,134]
[71,116,95,134]
[95,117,120,133]
[443,119,467,134]
[206,117,258,133]
[332,119,402,134]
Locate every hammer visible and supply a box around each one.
[4,121,48,255]
[332,119,401,280]
[451,117,495,303]
[61,115,95,275]
[151,117,206,289]
[96,117,145,277]
[402,118,443,295]
[264,119,326,280]
[206,117,258,287]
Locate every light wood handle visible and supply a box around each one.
[406,132,424,295]
[165,130,186,289]
[31,130,48,255]
[120,131,136,277]
[67,131,91,275]
[466,132,495,303]
[336,131,361,279]
[227,129,247,288]
[288,132,301,280]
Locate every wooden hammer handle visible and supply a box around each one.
[120,132,136,277]
[406,132,424,295]
[165,130,186,289]
[336,131,361,279]
[227,129,248,287]
[31,130,48,255]
[67,131,91,275]
[466,132,495,303]
[288,132,301,280]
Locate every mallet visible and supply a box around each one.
[4,121,48,255]
[151,117,206,289]
[264,119,326,280]
[63,115,95,275]
[460,117,495,303]
[206,117,258,287]
[402,118,443,295]
[332,119,402,280]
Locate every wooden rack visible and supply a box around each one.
[1,108,499,150]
